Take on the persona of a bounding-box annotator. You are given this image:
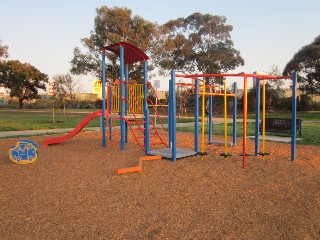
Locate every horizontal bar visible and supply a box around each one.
[176,73,293,80]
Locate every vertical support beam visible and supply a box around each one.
[170,69,177,162]
[254,77,261,155]
[232,82,237,146]
[208,88,213,142]
[291,71,297,161]
[168,79,172,148]
[125,64,129,143]
[201,80,206,159]
[143,61,150,154]
[223,80,228,156]
[242,75,248,168]
[119,46,125,150]
[101,49,107,147]
[194,78,199,154]
[262,80,266,157]
[109,85,113,140]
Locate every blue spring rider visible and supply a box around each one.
[9,139,38,164]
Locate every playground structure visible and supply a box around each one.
[174,71,297,167]
[100,42,298,168]
[101,42,206,162]
[43,41,298,169]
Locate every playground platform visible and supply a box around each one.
[148,148,197,159]
[248,135,302,143]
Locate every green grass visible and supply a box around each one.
[247,112,320,121]
[0,110,100,131]
[0,109,195,132]
[177,121,320,146]
[1,110,319,146]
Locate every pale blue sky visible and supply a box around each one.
[1,0,319,91]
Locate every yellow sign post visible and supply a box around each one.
[93,79,102,98]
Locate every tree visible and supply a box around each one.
[0,40,9,58]
[241,66,287,113]
[283,35,320,95]
[50,75,67,123]
[0,60,48,108]
[70,6,159,82]
[155,12,244,84]
[268,65,285,98]
[52,73,81,107]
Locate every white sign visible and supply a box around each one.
[153,79,160,89]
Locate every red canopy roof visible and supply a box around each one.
[103,42,149,64]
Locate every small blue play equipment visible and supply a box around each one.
[9,139,38,164]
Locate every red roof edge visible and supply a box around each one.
[103,42,149,64]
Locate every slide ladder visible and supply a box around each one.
[124,85,168,152]
[123,113,168,152]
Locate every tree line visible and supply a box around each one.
[0,5,320,110]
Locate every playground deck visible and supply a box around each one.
[1,130,320,239]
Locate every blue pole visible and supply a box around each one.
[194,78,199,153]
[145,109,150,154]
[232,82,237,146]
[125,63,129,143]
[208,89,213,142]
[143,61,150,154]
[254,77,260,155]
[119,46,125,150]
[291,71,297,161]
[101,49,106,147]
[170,69,177,162]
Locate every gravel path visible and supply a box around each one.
[1,130,320,239]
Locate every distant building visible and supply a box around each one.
[0,86,6,96]
[285,89,320,102]
[154,91,167,100]
[75,93,98,101]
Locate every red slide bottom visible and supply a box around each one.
[43,110,102,146]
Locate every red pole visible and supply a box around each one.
[243,76,248,168]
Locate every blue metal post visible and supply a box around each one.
[232,82,237,146]
[145,108,150,154]
[143,61,150,154]
[170,69,177,162]
[119,46,125,150]
[194,78,199,153]
[254,77,260,155]
[208,89,213,142]
[101,49,106,147]
[291,71,297,161]
[125,63,129,143]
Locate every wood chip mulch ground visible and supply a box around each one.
[1,130,320,239]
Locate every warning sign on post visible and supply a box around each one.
[153,80,160,89]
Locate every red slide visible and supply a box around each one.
[43,110,102,146]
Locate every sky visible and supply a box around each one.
[1,0,319,92]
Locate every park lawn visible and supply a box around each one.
[0,109,194,132]
[0,110,100,131]
[247,112,320,121]
[177,121,320,146]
